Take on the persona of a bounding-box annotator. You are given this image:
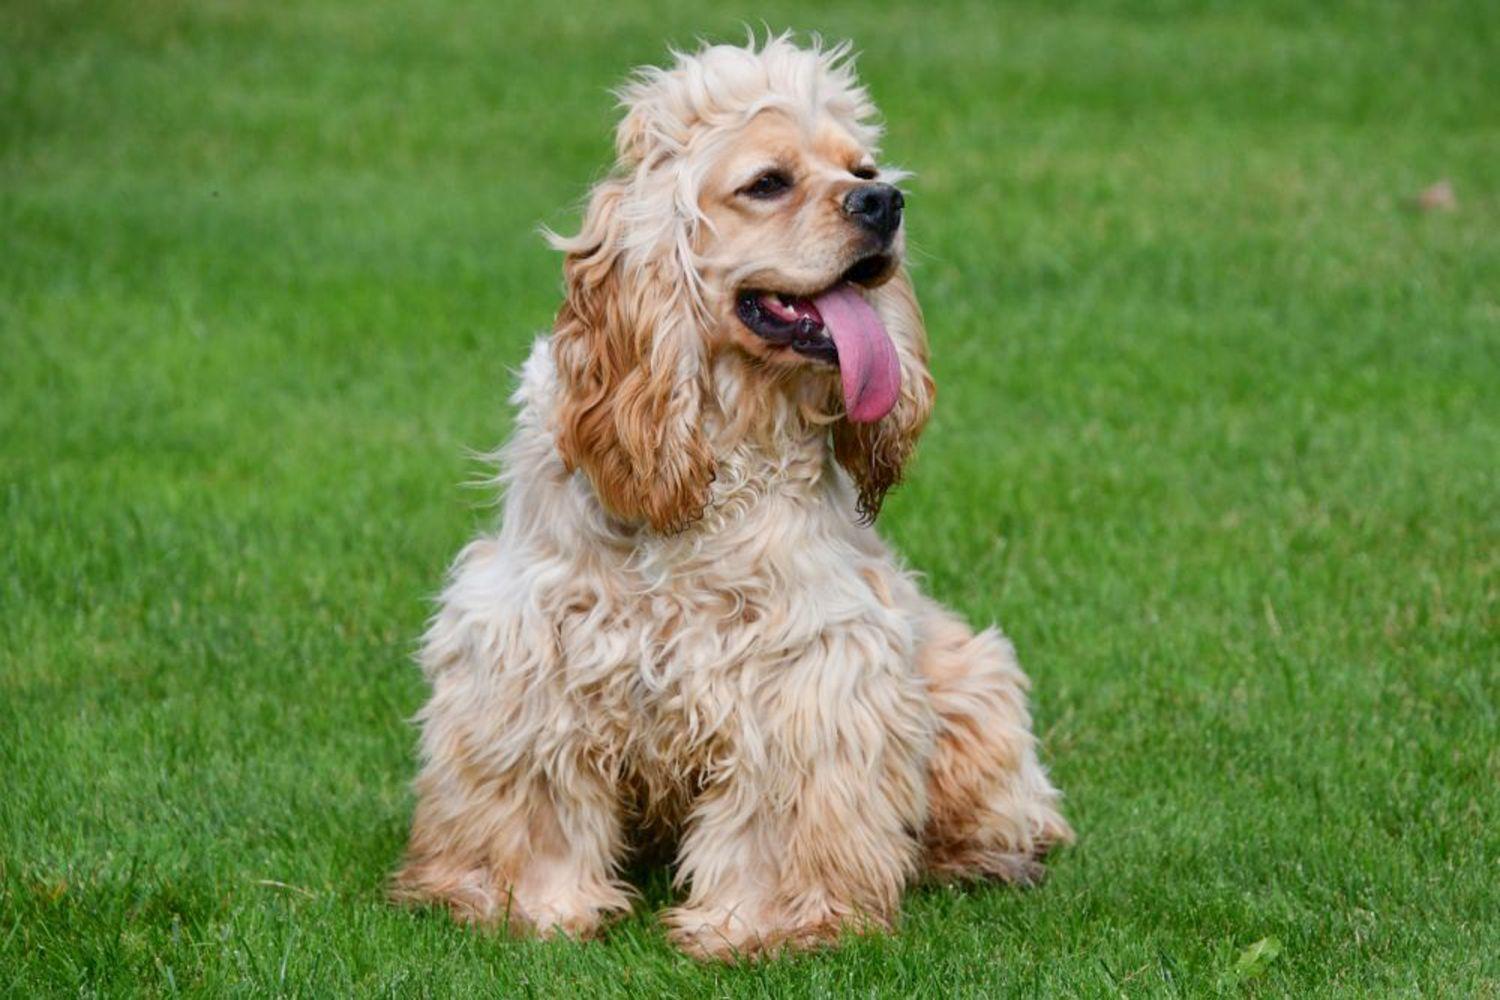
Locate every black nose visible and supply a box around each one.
[842,183,904,239]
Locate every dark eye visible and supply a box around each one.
[741,171,792,199]
[850,165,878,180]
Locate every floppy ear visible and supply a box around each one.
[833,267,935,521]
[550,179,715,533]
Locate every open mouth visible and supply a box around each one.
[735,288,839,364]
[733,253,902,424]
[733,254,894,365]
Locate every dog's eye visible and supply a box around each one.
[741,171,792,199]
[850,165,878,180]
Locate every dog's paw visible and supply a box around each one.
[664,904,767,960]
[501,880,632,940]
[664,902,885,961]
[391,862,506,925]
[392,861,628,939]
[967,849,1050,887]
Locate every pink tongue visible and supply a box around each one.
[810,284,901,423]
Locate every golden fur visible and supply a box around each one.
[393,35,1071,960]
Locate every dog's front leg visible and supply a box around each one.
[392,541,632,938]
[395,748,629,938]
[663,623,935,960]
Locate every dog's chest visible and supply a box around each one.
[551,546,786,802]
[553,475,903,819]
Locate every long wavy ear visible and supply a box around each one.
[549,178,715,533]
[833,267,935,521]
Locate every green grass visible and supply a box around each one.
[3,0,1497,994]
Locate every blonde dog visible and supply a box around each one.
[394,35,1070,960]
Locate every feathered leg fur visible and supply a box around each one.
[914,604,1074,883]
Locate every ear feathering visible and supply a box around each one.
[549,178,715,534]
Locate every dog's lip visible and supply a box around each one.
[735,289,838,365]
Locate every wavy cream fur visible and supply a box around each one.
[393,35,1070,960]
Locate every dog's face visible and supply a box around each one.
[698,111,903,383]
[549,39,933,533]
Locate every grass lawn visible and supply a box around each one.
[3,0,1497,994]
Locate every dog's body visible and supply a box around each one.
[395,37,1069,959]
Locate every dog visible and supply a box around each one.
[393,35,1071,960]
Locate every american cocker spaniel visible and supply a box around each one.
[393,35,1071,960]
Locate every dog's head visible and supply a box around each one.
[550,36,933,532]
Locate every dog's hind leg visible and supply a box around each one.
[914,606,1073,884]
